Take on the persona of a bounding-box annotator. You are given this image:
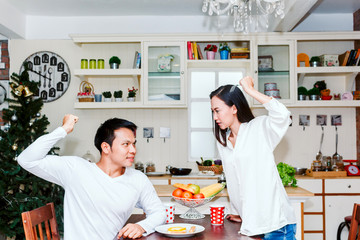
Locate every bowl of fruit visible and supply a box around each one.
[171,182,225,219]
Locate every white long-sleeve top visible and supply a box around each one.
[18,127,166,240]
[217,98,297,236]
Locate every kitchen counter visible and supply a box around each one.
[153,184,314,198]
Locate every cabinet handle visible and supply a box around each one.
[348,185,352,188]
[181,71,184,75]
[255,70,258,74]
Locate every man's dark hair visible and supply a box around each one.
[94,118,137,153]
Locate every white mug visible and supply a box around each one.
[164,203,176,223]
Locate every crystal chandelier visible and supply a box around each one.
[202,0,285,33]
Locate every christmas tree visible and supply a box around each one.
[0,63,64,239]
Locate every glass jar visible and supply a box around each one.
[333,155,344,171]
[97,59,104,69]
[135,162,144,172]
[322,156,332,171]
[146,162,155,173]
[81,59,88,69]
[312,160,322,171]
[89,59,96,69]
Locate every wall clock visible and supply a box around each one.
[19,51,71,103]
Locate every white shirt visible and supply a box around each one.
[217,98,297,236]
[18,127,166,240]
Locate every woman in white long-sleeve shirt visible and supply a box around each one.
[210,76,297,240]
[18,115,166,239]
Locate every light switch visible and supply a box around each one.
[0,62,5,69]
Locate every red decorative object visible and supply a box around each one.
[321,95,332,100]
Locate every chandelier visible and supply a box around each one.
[202,0,285,33]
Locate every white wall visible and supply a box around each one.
[9,39,194,173]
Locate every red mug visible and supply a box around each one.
[210,205,226,225]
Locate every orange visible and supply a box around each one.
[181,191,193,199]
[172,188,184,197]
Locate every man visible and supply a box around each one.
[18,114,166,239]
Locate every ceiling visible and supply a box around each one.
[5,0,360,17]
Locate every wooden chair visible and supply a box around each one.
[21,202,60,240]
[348,203,360,240]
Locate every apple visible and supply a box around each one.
[193,193,205,199]
[188,184,200,194]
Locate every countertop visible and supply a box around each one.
[153,185,314,197]
[147,173,360,180]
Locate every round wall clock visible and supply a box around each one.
[19,51,71,103]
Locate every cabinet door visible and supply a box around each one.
[325,196,360,240]
[253,40,295,105]
[143,42,186,106]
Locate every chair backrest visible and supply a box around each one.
[348,203,360,240]
[21,202,60,240]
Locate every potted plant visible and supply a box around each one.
[109,56,121,69]
[310,56,321,67]
[114,90,123,102]
[127,87,138,102]
[219,42,231,60]
[307,87,320,100]
[102,91,112,102]
[204,44,217,60]
[297,86,308,100]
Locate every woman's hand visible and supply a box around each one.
[117,223,145,239]
[239,76,255,94]
[226,214,242,222]
[239,76,271,104]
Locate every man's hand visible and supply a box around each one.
[62,114,79,134]
[226,214,242,222]
[117,223,145,239]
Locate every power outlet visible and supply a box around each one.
[0,62,5,69]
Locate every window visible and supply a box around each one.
[188,68,246,162]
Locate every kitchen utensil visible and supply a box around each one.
[316,126,324,161]
[170,167,192,175]
[294,167,307,175]
[332,126,341,163]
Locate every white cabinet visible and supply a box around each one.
[253,40,296,106]
[70,32,360,109]
[143,41,187,107]
[294,36,360,107]
[297,178,360,240]
[325,196,359,240]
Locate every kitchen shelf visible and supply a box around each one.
[297,66,360,82]
[73,101,187,109]
[259,71,289,76]
[148,72,180,79]
[290,100,360,108]
[74,69,142,77]
[187,59,251,68]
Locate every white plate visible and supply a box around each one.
[146,172,165,176]
[155,223,205,238]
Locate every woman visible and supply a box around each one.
[210,76,297,239]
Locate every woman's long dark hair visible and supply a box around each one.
[210,85,255,147]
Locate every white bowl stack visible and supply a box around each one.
[264,83,281,99]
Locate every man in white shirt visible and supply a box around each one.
[18,114,166,239]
